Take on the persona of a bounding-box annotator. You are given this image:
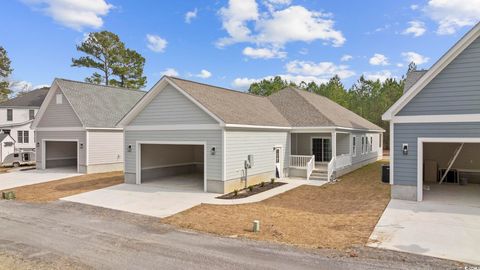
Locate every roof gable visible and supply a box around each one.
[36,86,83,128]
[383,22,480,120]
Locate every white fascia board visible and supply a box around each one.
[224,124,291,130]
[125,124,221,131]
[383,23,480,120]
[85,127,124,131]
[392,114,480,124]
[36,127,85,131]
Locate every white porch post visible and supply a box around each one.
[331,131,337,159]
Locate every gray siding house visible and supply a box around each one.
[383,23,480,201]
[31,79,145,173]
[118,77,384,193]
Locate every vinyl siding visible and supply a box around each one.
[37,88,83,127]
[124,130,222,180]
[393,122,480,186]
[336,133,350,156]
[225,130,289,181]
[35,130,86,167]
[130,85,218,126]
[398,36,480,116]
[87,130,123,165]
[350,132,380,164]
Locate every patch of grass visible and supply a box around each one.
[164,161,390,250]
[2,171,124,203]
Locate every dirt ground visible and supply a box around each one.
[3,171,123,203]
[165,161,391,250]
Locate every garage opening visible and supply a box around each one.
[139,143,205,191]
[45,141,78,171]
[421,142,480,203]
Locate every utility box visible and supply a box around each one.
[247,155,254,168]
[381,165,389,183]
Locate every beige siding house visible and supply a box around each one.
[118,77,384,194]
[31,79,145,173]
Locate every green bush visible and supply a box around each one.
[248,185,254,192]
[260,182,265,187]
[270,178,275,184]
[233,189,238,196]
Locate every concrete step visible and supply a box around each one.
[309,176,328,181]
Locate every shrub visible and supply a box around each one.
[260,182,265,187]
[233,189,238,196]
[270,178,275,184]
[248,185,254,192]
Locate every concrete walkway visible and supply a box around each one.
[368,184,480,265]
[0,168,81,190]
[62,178,326,218]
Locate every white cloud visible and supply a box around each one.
[232,77,259,89]
[402,51,430,65]
[185,8,197,23]
[285,60,355,79]
[9,80,50,95]
[232,74,329,89]
[242,46,286,59]
[410,4,419,10]
[369,53,389,66]
[396,63,404,68]
[146,34,167,53]
[217,0,345,51]
[364,70,396,82]
[403,21,426,37]
[340,54,353,62]
[160,68,179,77]
[195,69,212,79]
[425,0,480,35]
[22,0,113,31]
[299,48,308,55]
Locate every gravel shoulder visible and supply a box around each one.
[0,200,467,270]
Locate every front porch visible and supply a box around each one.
[289,132,353,181]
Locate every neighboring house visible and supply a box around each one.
[0,133,15,163]
[118,76,384,193]
[382,22,480,201]
[31,79,145,173]
[0,88,49,151]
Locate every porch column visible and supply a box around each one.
[331,131,337,160]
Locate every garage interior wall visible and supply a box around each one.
[424,142,480,184]
[45,141,77,168]
[140,144,204,181]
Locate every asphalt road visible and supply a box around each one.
[0,201,463,270]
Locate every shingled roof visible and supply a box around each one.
[0,87,49,107]
[404,70,428,94]
[167,77,383,131]
[55,79,146,128]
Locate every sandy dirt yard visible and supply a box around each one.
[2,171,123,202]
[165,161,391,249]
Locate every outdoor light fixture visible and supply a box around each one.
[79,143,84,149]
[128,144,132,152]
[36,142,40,147]
[402,144,408,155]
[211,147,216,155]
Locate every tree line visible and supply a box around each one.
[248,75,406,149]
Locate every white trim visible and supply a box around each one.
[117,77,224,127]
[36,127,85,131]
[416,137,480,202]
[383,23,480,120]
[310,136,331,162]
[274,145,283,178]
[222,128,226,181]
[135,140,207,192]
[225,124,291,130]
[389,122,394,185]
[86,131,89,166]
[331,131,337,159]
[142,162,204,170]
[41,139,80,173]
[125,124,221,131]
[292,126,384,133]
[392,114,480,124]
[85,127,123,131]
[352,135,357,157]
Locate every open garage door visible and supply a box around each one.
[44,141,78,172]
[137,142,206,192]
[418,138,480,203]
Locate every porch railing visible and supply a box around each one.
[335,154,352,170]
[306,155,315,181]
[290,155,314,168]
[327,158,335,182]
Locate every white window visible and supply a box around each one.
[352,136,356,156]
[7,109,13,121]
[370,137,373,152]
[17,131,29,144]
[29,109,35,120]
[56,94,63,104]
[379,134,382,148]
[17,131,23,143]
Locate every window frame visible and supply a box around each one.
[7,109,13,121]
[361,136,365,155]
[17,130,23,143]
[29,109,35,120]
[352,136,357,157]
[56,94,63,104]
[23,131,29,144]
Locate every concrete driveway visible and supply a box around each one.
[368,184,480,265]
[0,167,81,190]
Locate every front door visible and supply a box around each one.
[312,138,332,162]
[274,147,283,178]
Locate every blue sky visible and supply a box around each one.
[1,0,480,93]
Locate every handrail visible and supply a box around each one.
[306,155,315,180]
[327,157,336,182]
